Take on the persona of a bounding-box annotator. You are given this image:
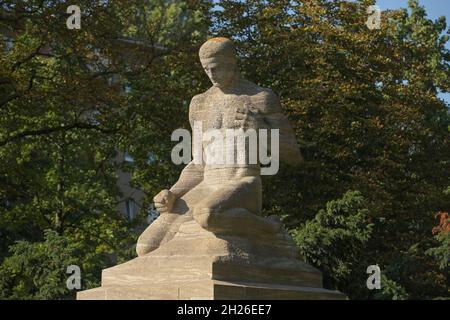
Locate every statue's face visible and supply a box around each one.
[201,58,238,88]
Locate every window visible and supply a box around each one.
[125,198,139,220]
[147,207,160,224]
[3,36,14,51]
[123,83,132,94]
[124,150,134,163]
[147,152,157,164]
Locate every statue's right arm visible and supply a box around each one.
[169,161,204,198]
[169,94,204,198]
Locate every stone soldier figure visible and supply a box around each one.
[136,37,303,256]
[77,38,345,300]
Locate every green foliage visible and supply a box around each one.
[427,214,450,271]
[424,210,449,299]
[0,230,76,300]
[0,0,449,300]
[373,274,409,300]
[292,191,373,298]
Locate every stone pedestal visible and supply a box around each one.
[77,218,345,300]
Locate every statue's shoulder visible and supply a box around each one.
[190,87,217,105]
[189,92,208,117]
[243,81,280,112]
[189,91,210,122]
[190,92,206,107]
[238,79,276,99]
[254,88,279,103]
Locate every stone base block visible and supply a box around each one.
[77,220,346,300]
[77,280,345,300]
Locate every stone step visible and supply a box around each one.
[212,261,323,288]
[77,280,346,300]
[99,254,323,289]
[214,280,346,300]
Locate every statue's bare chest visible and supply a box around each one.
[194,95,259,131]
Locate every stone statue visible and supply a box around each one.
[136,37,303,256]
[77,38,345,300]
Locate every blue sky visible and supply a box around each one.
[377,0,450,21]
[376,0,450,103]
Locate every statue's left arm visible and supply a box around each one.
[257,89,303,167]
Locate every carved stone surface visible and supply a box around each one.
[78,219,344,299]
[77,37,345,300]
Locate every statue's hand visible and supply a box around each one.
[153,189,176,214]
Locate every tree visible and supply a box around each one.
[1,0,449,300]
[0,230,76,299]
[426,210,450,299]
[292,191,373,299]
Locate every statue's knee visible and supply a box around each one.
[136,223,164,256]
[136,243,151,257]
[137,230,166,256]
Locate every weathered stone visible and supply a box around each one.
[78,220,344,299]
[77,37,345,300]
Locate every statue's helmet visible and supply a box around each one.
[199,37,237,64]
